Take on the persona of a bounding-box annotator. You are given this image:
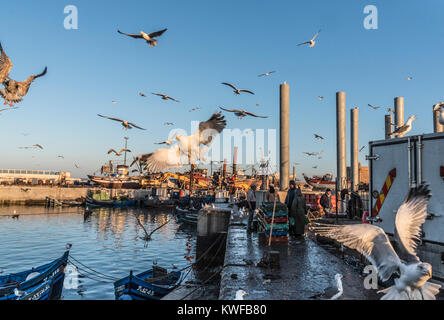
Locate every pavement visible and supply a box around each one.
[219,213,380,300]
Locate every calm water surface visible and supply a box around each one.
[0,206,196,300]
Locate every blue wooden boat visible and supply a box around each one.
[114,266,182,300]
[0,249,70,300]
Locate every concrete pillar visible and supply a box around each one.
[232,146,238,175]
[350,107,359,191]
[292,166,296,181]
[433,103,444,133]
[279,82,290,191]
[336,92,347,191]
[394,97,405,136]
[385,114,393,139]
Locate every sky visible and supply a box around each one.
[0,0,443,179]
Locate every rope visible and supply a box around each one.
[69,255,119,281]
[67,261,116,284]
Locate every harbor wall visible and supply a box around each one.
[0,186,152,204]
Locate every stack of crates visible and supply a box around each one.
[257,202,289,243]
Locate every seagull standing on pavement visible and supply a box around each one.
[235,290,249,300]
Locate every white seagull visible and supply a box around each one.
[314,184,442,300]
[258,71,275,77]
[117,28,167,48]
[136,112,226,172]
[98,114,146,130]
[297,30,321,48]
[151,92,179,102]
[235,289,249,300]
[389,115,416,138]
[219,107,267,119]
[221,82,254,95]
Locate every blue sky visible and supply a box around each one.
[0,0,443,179]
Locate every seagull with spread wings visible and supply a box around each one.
[314,184,441,300]
[221,82,254,95]
[108,148,131,156]
[314,134,325,141]
[0,42,47,106]
[151,92,179,102]
[297,30,321,48]
[117,28,167,47]
[134,112,226,172]
[97,114,146,130]
[258,71,275,77]
[368,104,381,110]
[219,107,267,119]
[359,145,366,152]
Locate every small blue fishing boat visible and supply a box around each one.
[114,266,182,300]
[86,195,136,208]
[0,248,70,300]
[175,206,199,225]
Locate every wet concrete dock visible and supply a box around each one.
[219,212,380,300]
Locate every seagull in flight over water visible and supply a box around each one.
[314,184,442,300]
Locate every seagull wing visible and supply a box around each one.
[119,149,131,153]
[127,121,146,130]
[239,89,255,95]
[297,41,310,46]
[314,223,401,281]
[0,42,12,83]
[16,67,47,97]
[144,145,183,172]
[98,114,123,123]
[221,82,238,91]
[394,184,431,263]
[107,149,117,155]
[148,28,168,38]
[311,30,321,41]
[198,112,227,145]
[117,30,143,39]
[167,96,179,102]
[244,111,267,118]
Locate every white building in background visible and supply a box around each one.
[0,169,74,185]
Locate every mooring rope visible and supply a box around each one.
[69,254,119,281]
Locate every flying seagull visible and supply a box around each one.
[108,148,131,156]
[297,30,321,48]
[312,166,318,169]
[117,28,167,48]
[151,92,179,102]
[164,122,174,126]
[136,112,226,172]
[318,96,324,101]
[314,184,441,300]
[189,107,200,112]
[57,155,64,159]
[406,76,413,81]
[0,107,18,114]
[368,104,380,110]
[359,145,366,152]
[258,71,275,77]
[389,115,416,138]
[74,163,80,169]
[314,134,325,141]
[97,114,146,130]
[155,139,173,146]
[112,100,117,104]
[221,82,254,95]
[139,92,147,97]
[219,107,267,119]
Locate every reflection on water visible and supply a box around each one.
[0,206,196,300]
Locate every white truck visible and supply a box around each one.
[368,132,444,280]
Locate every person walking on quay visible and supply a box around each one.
[266,185,280,202]
[247,184,257,231]
[285,180,297,234]
[289,187,307,237]
[320,189,332,215]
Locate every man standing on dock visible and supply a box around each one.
[320,189,332,215]
[247,184,257,231]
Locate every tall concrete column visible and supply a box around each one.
[385,114,393,139]
[336,92,347,191]
[394,97,405,136]
[433,103,444,133]
[279,82,290,191]
[350,107,359,191]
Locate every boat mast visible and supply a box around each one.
[124,137,129,166]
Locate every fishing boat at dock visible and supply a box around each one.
[114,265,182,300]
[0,247,70,300]
[85,195,136,208]
[303,173,350,191]
[88,161,142,189]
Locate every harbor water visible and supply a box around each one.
[0,206,196,300]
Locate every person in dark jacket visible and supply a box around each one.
[284,180,297,211]
[289,187,307,237]
[320,189,332,215]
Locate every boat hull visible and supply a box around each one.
[88,175,141,189]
